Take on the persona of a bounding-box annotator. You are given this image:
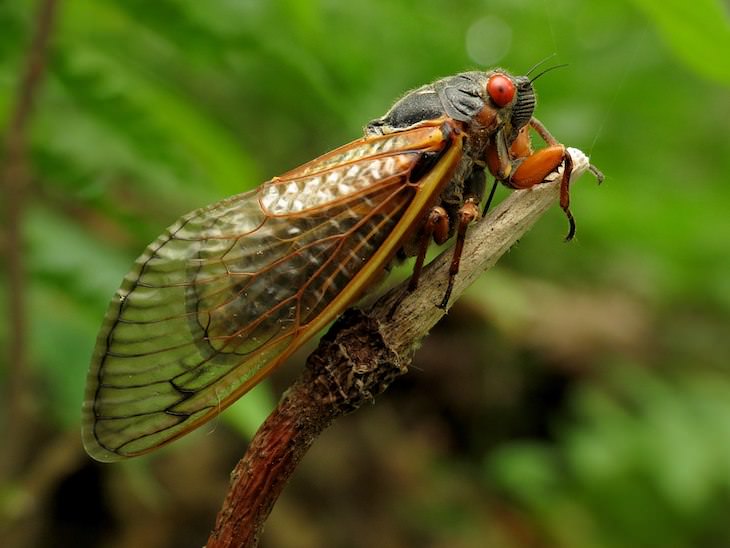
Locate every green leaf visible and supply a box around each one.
[629,0,730,84]
[51,46,260,197]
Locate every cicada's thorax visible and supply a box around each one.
[366,70,537,253]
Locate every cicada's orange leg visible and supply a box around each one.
[387,205,450,320]
[388,195,480,316]
[487,118,603,240]
[438,197,480,309]
[409,206,450,292]
[513,145,576,239]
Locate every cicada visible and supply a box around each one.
[82,68,603,461]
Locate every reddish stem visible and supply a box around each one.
[207,311,405,547]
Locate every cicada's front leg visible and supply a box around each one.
[487,118,604,240]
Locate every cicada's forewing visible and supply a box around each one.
[82,120,463,461]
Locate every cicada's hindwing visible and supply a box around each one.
[82,120,464,461]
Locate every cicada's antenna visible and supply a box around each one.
[529,63,569,84]
[525,53,558,78]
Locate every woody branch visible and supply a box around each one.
[206,177,571,548]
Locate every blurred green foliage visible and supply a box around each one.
[489,369,730,547]
[1,0,730,547]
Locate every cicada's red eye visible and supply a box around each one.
[486,73,515,107]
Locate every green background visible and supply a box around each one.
[1,0,729,546]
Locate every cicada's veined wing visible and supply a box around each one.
[82,120,464,461]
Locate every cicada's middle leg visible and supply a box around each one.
[386,195,480,318]
[387,205,449,319]
[438,197,479,309]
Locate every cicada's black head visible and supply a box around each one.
[366,70,536,141]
